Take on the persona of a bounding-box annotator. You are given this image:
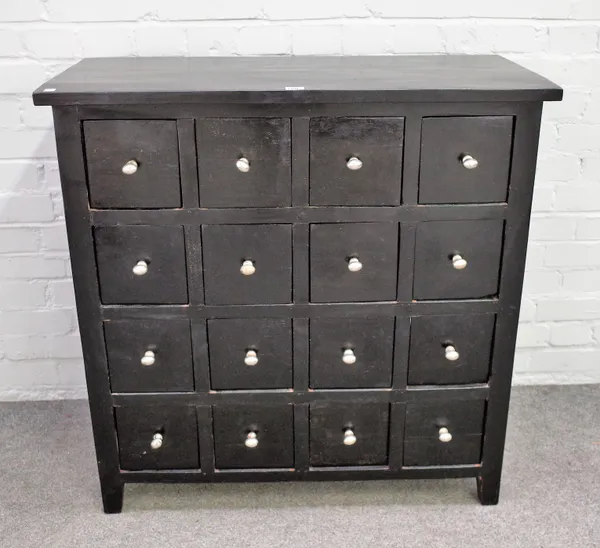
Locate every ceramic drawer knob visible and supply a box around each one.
[451,254,467,270]
[121,159,138,175]
[346,156,363,170]
[461,154,478,170]
[150,432,163,450]
[244,349,258,367]
[343,429,357,446]
[240,259,256,276]
[236,157,250,172]
[439,427,452,443]
[347,257,363,272]
[245,432,258,448]
[141,350,155,366]
[444,345,459,362]
[132,260,148,276]
[342,348,357,365]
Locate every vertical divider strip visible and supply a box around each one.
[177,119,199,208]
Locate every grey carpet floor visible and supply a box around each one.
[0,385,598,548]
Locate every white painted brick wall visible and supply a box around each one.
[1,1,600,400]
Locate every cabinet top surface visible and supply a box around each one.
[33,55,562,106]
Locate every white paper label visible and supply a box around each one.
[285,86,305,91]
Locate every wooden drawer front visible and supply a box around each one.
[419,116,513,204]
[197,118,291,207]
[310,223,399,303]
[202,224,292,305]
[408,314,495,385]
[94,226,187,305]
[208,319,293,390]
[213,405,294,469]
[115,406,199,470]
[309,117,404,206]
[105,319,194,393]
[84,120,181,209]
[413,220,504,300]
[404,400,486,466]
[310,318,395,389]
[309,402,389,466]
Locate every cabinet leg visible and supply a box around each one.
[477,474,501,505]
[102,483,124,514]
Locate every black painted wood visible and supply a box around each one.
[309,117,404,206]
[419,116,514,204]
[408,314,496,385]
[309,317,395,388]
[212,404,294,469]
[94,225,188,304]
[104,319,194,393]
[413,220,504,300]
[197,118,291,207]
[207,318,293,390]
[83,120,181,209]
[310,222,399,302]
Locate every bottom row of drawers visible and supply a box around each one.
[115,400,486,471]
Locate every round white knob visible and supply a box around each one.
[244,350,258,367]
[347,257,362,272]
[343,429,357,446]
[461,154,478,170]
[141,350,155,366]
[245,432,258,448]
[236,157,250,172]
[150,432,163,450]
[132,260,148,276]
[240,259,256,276]
[452,254,467,270]
[444,345,459,362]
[342,348,356,365]
[122,159,138,175]
[346,157,363,171]
[439,427,452,443]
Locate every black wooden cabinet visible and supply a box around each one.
[33,55,562,513]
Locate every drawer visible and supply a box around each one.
[419,116,513,204]
[310,223,399,303]
[404,400,486,466]
[105,319,193,393]
[208,318,293,390]
[115,406,199,470]
[413,220,504,300]
[94,226,187,305]
[310,402,389,466]
[202,224,292,305]
[310,318,395,388]
[197,118,291,207]
[309,117,404,206]
[84,120,181,209]
[213,405,294,469]
[408,314,495,385]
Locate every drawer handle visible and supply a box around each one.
[141,350,156,366]
[122,159,138,175]
[347,257,363,272]
[346,156,363,171]
[132,260,148,276]
[451,254,467,270]
[439,427,452,443]
[444,345,459,362]
[236,157,250,173]
[245,431,258,448]
[342,348,356,365]
[150,432,163,450]
[343,428,357,446]
[461,154,478,170]
[244,349,258,367]
[240,259,256,276]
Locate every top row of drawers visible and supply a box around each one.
[83,116,514,209]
